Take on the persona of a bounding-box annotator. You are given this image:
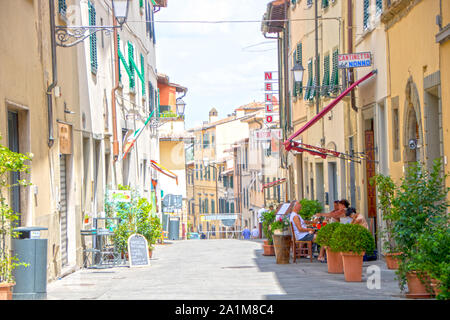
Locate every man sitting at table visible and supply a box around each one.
[290,201,317,258]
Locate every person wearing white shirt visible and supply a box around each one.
[289,201,315,242]
[251,226,259,239]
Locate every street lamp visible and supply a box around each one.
[291,61,305,83]
[55,0,130,47]
[111,0,130,27]
[176,99,186,117]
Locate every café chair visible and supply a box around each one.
[291,223,313,263]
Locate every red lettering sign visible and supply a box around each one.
[266,104,273,112]
[265,83,272,91]
[265,94,272,102]
[265,115,273,123]
[265,72,272,80]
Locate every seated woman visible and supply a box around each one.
[290,201,316,242]
[314,199,349,222]
[346,207,369,230]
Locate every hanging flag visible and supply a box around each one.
[150,160,178,185]
[121,110,155,161]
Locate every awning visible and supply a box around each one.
[284,70,377,151]
[288,141,340,159]
[150,160,178,185]
[261,178,286,191]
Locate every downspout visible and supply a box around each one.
[348,0,357,112]
[111,16,120,161]
[47,0,57,148]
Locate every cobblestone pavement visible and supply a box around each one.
[43,239,406,300]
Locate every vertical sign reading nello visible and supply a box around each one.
[264,71,278,124]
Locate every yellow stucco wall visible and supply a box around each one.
[385,0,443,183]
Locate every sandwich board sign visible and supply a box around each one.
[275,202,295,220]
[127,234,150,267]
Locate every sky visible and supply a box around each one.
[154,0,278,129]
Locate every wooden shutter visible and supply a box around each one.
[89,1,98,73]
[321,54,330,96]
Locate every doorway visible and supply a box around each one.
[7,111,21,226]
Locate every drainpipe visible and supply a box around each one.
[348,0,357,112]
[111,16,120,161]
[47,0,57,148]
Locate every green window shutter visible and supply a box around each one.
[330,49,339,94]
[88,2,98,74]
[148,82,154,112]
[310,55,320,100]
[296,42,303,97]
[140,54,145,95]
[305,59,313,100]
[211,200,215,214]
[363,0,370,30]
[292,50,297,98]
[376,0,383,15]
[322,0,329,8]
[128,42,135,90]
[117,34,122,83]
[321,54,330,97]
[58,0,67,15]
[139,0,144,8]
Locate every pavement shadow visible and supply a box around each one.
[252,242,404,300]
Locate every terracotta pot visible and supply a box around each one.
[148,249,153,259]
[430,278,442,297]
[263,244,275,256]
[0,282,15,300]
[263,240,269,245]
[405,272,432,299]
[273,234,291,264]
[341,252,364,282]
[326,248,343,274]
[384,252,402,270]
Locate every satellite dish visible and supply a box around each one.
[409,139,417,150]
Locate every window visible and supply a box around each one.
[321,54,330,97]
[310,54,320,101]
[330,49,339,94]
[305,59,313,100]
[199,198,202,213]
[140,54,146,96]
[195,164,198,180]
[128,42,135,90]
[200,164,203,180]
[117,34,122,83]
[230,202,235,213]
[211,200,215,213]
[148,82,154,113]
[203,133,209,149]
[293,43,303,98]
[363,0,370,30]
[230,175,234,188]
[376,0,383,16]
[58,0,67,16]
[88,1,98,74]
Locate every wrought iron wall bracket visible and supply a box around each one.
[55,25,121,47]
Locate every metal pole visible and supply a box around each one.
[315,0,320,115]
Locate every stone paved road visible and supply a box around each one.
[44,239,406,300]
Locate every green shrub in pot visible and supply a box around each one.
[261,210,276,245]
[298,199,323,221]
[316,222,341,250]
[329,224,375,255]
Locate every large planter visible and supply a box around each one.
[341,252,364,282]
[148,249,153,259]
[263,244,275,256]
[430,278,442,297]
[0,282,15,300]
[273,234,291,264]
[405,272,433,299]
[384,252,402,270]
[326,247,343,274]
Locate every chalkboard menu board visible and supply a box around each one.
[127,234,150,267]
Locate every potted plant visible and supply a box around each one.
[316,222,343,273]
[299,199,323,221]
[329,224,375,282]
[370,174,401,269]
[0,138,31,299]
[391,160,449,298]
[261,210,276,256]
[270,214,291,264]
[414,222,449,300]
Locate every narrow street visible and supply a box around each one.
[45,239,404,300]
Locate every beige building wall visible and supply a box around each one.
[288,0,348,212]
[0,0,83,280]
